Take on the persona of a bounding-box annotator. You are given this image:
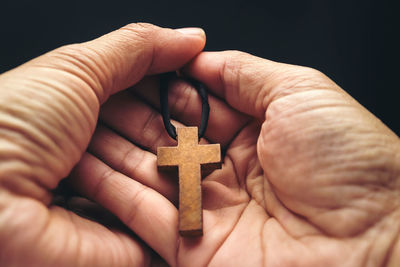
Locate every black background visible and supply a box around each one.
[1,0,398,134]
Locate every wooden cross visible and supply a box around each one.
[157,127,221,237]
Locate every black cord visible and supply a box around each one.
[160,72,210,141]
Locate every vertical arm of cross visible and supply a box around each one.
[157,127,221,237]
[176,127,203,236]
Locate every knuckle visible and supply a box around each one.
[49,43,94,66]
[42,43,111,103]
[120,22,157,40]
[277,65,332,93]
[48,43,107,82]
[301,66,327,80]
[129,22,156,30]
[223,50,252,61]
[219,50,254,90]
[52,43,83,56]
[134,22,156,29]
[221,50,255,74]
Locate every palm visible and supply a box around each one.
[68,70,398,266]
[171,84,398,266]
[191,101,353,266]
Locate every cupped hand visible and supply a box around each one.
[0,23,206,266]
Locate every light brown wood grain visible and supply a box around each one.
[157,127,221,237]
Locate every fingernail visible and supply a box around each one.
[175,27,205,38]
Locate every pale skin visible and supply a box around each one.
[0,23,399,267]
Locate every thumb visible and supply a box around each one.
[183,50,335,119]
[0,23,205,201]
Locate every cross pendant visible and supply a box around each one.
[157,127,221,237]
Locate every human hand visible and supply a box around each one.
[0,23,206,266]
[1,23,399,267]
[71,51,400,266]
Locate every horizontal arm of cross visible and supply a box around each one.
[157,146,180,167]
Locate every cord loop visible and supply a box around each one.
[160,72,210,141]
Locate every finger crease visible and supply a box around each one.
[124,185,150,227]
[91,168,116,200]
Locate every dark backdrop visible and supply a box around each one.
[1,0,398,134]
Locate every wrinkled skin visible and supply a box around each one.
[0,23,399,267]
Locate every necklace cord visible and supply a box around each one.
[160,72,210,141]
